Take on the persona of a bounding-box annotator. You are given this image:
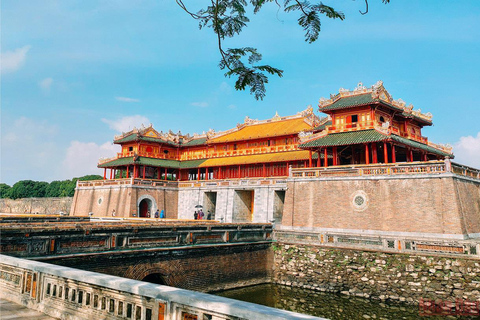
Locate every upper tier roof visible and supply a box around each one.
[208,108,320,144]
[318,81,433,125]
[112,106,323,146]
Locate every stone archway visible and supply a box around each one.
[142,273,167,285]
[123,263,180,287]
[137,194,157,217]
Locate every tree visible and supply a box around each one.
[177,0,389,100]
[9,180,37,199]
[0,183,12,199]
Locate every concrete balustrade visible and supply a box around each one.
[290,160,480,181]
[0,254,324,320]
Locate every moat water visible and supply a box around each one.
[215,284,473,319]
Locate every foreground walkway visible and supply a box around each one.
[0,299,57,320]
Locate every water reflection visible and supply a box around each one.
[215,284,473,319]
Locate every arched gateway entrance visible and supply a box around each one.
[137,195,157,217]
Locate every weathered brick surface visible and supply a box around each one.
[70,186,178,218]
[0,197,72,214]
[47,244,272,292]
[283,175,480,236]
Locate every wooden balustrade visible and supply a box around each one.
[327,121,375,133]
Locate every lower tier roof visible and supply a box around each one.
[299,129,452,157]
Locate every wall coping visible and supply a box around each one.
[0,254,324,320]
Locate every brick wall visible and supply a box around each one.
[283,175,480,237]
[47,244,272,293]
[70,185,178,218]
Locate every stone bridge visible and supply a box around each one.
[0,216,273,292]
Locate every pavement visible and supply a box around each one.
[0,299,57,320]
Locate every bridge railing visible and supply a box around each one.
[0,254,323,320]
[0,222,273,258]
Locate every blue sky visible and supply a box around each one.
[1,0,480,185]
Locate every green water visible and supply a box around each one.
[215,284,475,319]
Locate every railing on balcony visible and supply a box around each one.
[324,122,434,146]
[178,177,288,188]
[80,161,479,188]
[77,177,288,189]
[77,178,179,188]
[291,161,451,178]
[291,160,480,180]
[451,162,480,179]
[327,121,375,133]
[101,145,300,165]
[427,141,453,154]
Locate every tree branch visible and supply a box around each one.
[359,0,369,15]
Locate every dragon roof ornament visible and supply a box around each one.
[318,81,433,122]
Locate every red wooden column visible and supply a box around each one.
[308,150,313,168]
[262,164,266,176]
[197,168,200,181]
[164,168,168,180]
[365,144,370,164]
[110,169,113,180]
[103,168,106,180]
[133,165,137,178]
[142,166,146,179]
[391,144,396,163]
[372,143,378,163]
[423,153,428,161]
[332,146,338,166]
[317,148,322,167]
[126,166,129,178]
[324,147,328,167]
[158,168,161,180]
[383,141,389,164]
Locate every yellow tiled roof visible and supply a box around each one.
[209,118,313,143]
[199,150,313,167]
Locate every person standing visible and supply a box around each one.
[160,209,165,219]
[154,209,159,219]
[194,211,198,220]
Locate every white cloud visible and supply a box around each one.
[0,45,31,74]
[115,96,140,103]
[453,132,480,169]
[228,104,236,110]
[101,115,150,132]
[62,141,117,178]
[218,81,232,94]
[191,102,209,108]
[39,77,54,92]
